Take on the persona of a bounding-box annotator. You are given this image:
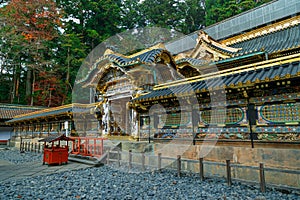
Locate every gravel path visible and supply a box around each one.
[0,147,299,200]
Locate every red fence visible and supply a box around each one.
[70,137,105,158]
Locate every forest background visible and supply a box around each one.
[0,0,272,107]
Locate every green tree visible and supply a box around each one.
[120,0,145,30]
[120,0,205,34]
[179,0,206,34]
[57,0,122,51]
[54,33,88,104]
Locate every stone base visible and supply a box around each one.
[154,143,300,188]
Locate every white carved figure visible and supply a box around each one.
[102,102,109,135]
[131,110,138,136]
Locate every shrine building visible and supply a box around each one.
[7,0,300,143]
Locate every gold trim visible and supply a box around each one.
[11,103,98,120]
[127,43,166,58]
[154,53,300,90]
[221,16,300,46]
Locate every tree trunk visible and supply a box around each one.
[15,62,21,103]
[26,68,32,104]
[10,62,21,103]
[30,69,35,106]
[10,65,16,103]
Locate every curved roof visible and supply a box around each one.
[230,24,300,56]
[133,57,300,102]
[105,48,166,66]
[176,58,206,67]
[77,48,176,86]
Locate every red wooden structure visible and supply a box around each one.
[39,134,74,165]
[70,137,105,158]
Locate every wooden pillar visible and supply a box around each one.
[260,163,266,193]
[117,149,121,167]
[141,152,145,171]
[157,153,162,172]
[177,155,181,177]
[20,137,23,152]
[107,150,110,164]
[128,150,132,170]
[199,157,204,181]
[226,160,232,186]
[128,149,132,170]
[48,122,50,136]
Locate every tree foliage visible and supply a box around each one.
[0,0,273,106]
[56,0,122,50]
[120,0,205,34]
[0,0,63,105]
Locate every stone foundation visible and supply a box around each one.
[154,143,300,188]
[118,141,300,188]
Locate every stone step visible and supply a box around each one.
[68,155,103,167]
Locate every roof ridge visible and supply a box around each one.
[127,43,166,58]
[0,103,44,109]
[221,15,300,46]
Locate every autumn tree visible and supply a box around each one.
[0,0,63,105]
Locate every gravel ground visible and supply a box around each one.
[0,146,42,165]
[0,147,299,200]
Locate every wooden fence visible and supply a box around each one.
[106,149,300,193]
[18,141,300,193]
[20,141,44,153]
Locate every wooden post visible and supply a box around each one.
[24,142,27,151]
[177,155,181,177]
[141,152,145,171]
[129,150,132,170]
[20,137,23,152]
[93,139,96,155]
[100,139,103,156]
[31,143,34,152]
[34,143,37,153]
[199,157,204,181]
[107,150,110,165]
[38,143,41,153]
[158,153,162,172]
[20,141,23,152]
[117,149,121,167]
[226,160,232,186]
[260,163,266,193]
